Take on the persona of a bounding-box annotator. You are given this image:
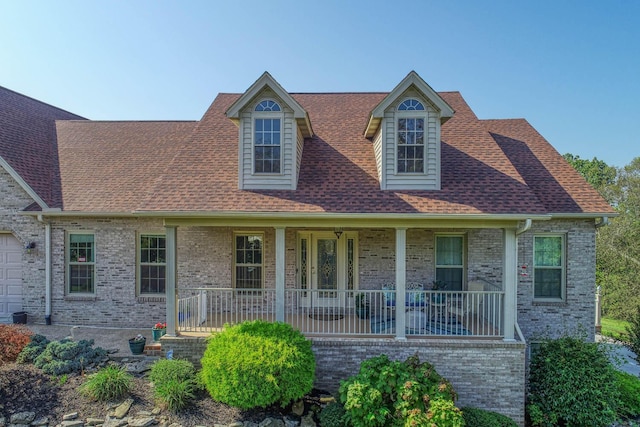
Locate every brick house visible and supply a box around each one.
[0,72,614,424]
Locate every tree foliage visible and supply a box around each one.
[564,153,640,321]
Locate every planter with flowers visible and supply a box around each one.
[128,334,146,355]
[152,322,166,342]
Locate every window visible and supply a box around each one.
[435,235,465,291]
[139,234,166,295]
[254,100,281,173]
[68,233,95,294]
[534,235,565,299]
[397,99,426,173]
[235,234,263,289]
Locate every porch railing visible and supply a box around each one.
[177,288,504,338]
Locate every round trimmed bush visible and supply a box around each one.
[200,320,315,409]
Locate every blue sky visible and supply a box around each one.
[1,0,638,167]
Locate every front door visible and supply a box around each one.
[312,235,342,307]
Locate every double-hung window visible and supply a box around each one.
[533,235,565,300]
[235,234,263,289]
[68,233,95,294]
[139,234,166,295]
[254,100,281,174]
[435,235,465,291]
[397,99,426,174]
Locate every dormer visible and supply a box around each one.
[226,72,313,190]
[365,71,454,190]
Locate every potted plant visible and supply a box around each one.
[152,322,166,342]
[355,293,370,319]
[128,334,146,355]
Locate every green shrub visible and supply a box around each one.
[527,335,619,427]
[339,354,463,427]
[200,320,315,409]
[625,305,640,363]
[80,365,132,401]
[149,359,199,412]
[461,407,517,427]
[17,334,50,364]
[33,339,107,375]
[0,324,33,366]
[615,370,640,420]
[318,401,348,427]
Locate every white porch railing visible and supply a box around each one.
[177,288,504,338]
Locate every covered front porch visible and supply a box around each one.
[161,215,535,342]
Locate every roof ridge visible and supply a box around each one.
[0,85,86,119]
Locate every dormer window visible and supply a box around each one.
[397,99,426,174]
[254,100,282,173]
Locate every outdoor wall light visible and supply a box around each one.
[334,228,343,239]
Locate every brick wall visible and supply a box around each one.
[163,334,526,426]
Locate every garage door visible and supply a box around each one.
[0,234,22,322]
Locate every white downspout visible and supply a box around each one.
[37,215,52,325]
[516,218,532,236]
[595,216,609,228]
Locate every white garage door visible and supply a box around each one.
[0,234,23,322]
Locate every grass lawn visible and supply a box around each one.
[601,316,630,341]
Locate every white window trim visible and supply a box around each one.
[137,232,166,297]
[434,233,467,290]
[233,232,265,290]
[533,233,566,302]
[66,231,96,295]
[395,99,428,175]
[252,99,284,176]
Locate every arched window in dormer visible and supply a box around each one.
[255,100,281,112]
[396,99,426,173]
[398,99,425,111]
[254,100,282,173]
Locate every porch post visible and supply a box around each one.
[165,225,178,337]
[275,227,286,322]
[395,228,407,340]
[503,228,517,341]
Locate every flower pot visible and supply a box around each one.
[12,311,27,324]
[128,338,146,355]
[152,328,166,342]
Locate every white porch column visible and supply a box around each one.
[395,228,407,340]
[275,227,286,322]
[165,225,178,337]
[503,228,517,341]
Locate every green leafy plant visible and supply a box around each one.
[149,359,199,412]
[625,305,640,363]
[80,365,133,401]
[318,401,348,427]
[615,370,640,420]
[461,407,517,427]
[527,335,619,427]
[200,320,315,409]
[17,334,50,364]
[33,339,107,375]
[339,354,463,427]
[0,324,33,366]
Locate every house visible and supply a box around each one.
[0,71,614,425]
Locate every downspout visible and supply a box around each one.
[508,219,531,341]
[37,215,52,325]
[595,216,609,228]
[516,218,532,236]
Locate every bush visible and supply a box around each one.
[80,365,132,401]
[318,401,348,427]
[17,334,50,364]
[461,407,517,427]
[200,320,315,409]
[616,370,640,420]
[527,335,619,427]
[625,305,640,363]
[33,339,107,375]
[0,324,32,366]
[150,359,199,412]
[339,354,463,427]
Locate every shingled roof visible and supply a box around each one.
[1,84,614,217]
[0,86,85,208]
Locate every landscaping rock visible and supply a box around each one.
[10,412,35,425]
[31,417,49,426]
[300,414,316,427]
[60,420,84,427]
[113,400,134,419]
[127,417,155,427]
[62,414,77,422]
[291,400,304,417]
[84,418,103,426]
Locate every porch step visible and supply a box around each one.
[144,342,164,357]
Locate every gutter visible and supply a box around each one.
[36,214,52,325]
